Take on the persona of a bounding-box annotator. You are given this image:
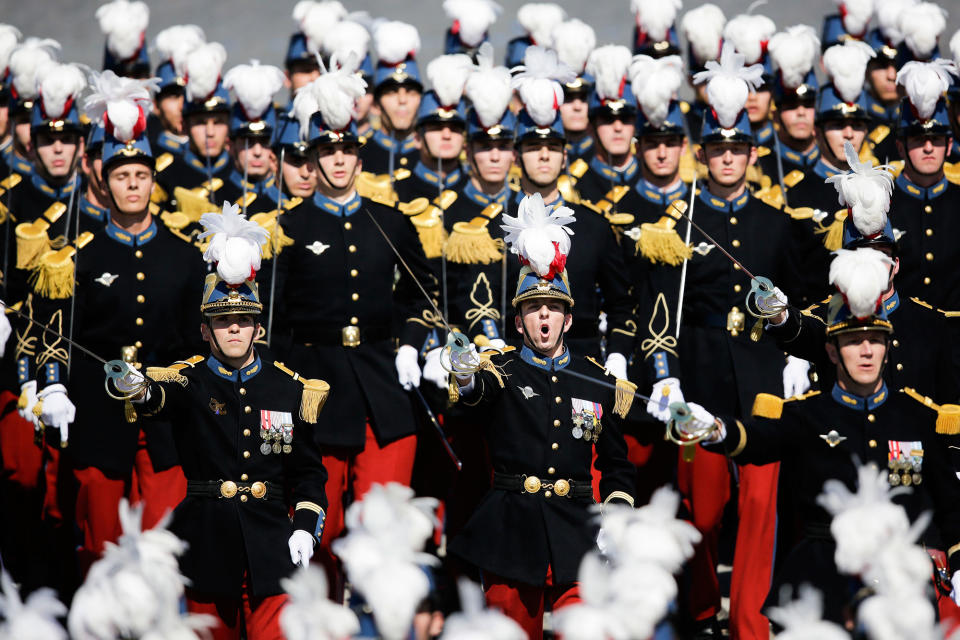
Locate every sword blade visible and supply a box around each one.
[669,200,759,282]
[557,367,653,404]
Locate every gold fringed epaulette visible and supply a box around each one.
[151,182,168,205]
[901,387,960,435]
[944,162,960,186]
[250,210,294,259]
[147,355,204,386]
[446,203,504,265]
[155,152,174,173]
[636,199,693,266]
[273,361,329,423]
[585,356,637,418]
[30,247,77,299]
[174,186,218,223]
[404,191,456,259]
[868,124,890,145]
[557,174,581,204]
[16,219,52,270]
[568,158,588,179]
[357,170,398,202]
[783,170,805,188]
[816,209,848,251]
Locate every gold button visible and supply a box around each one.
[244,406,252,414]
[734,284,741,293]
[135,317,144,326]
[553,419,561,427]
[135,340,142,348]
[551,375,558,383]
[733,263,741,270]
[731,239,741,248]
[240,473,249,481]
[924,205,932,213]
[351,293,359,301]
[869,439,877,448]
[867,414,876,423]
[243,450,251,459]
[547,467,555,475]
[730,217,738,225]
[348,244,357,253]
[926,228,933,236]
[554,396,562,404]
[240,494,248,502]
[892,340,899,348]
[239,388,246,395]
[544,490,552,498]
[135,250,143,258]
[136,272,145,280]
[344,221,352,230]
[136,294,145,303]
[925,252,934,261]
[551,442,559,450]
[350,316,358,325]
[350,269,358,277]
[243,428,251,436]
[400,157,408,165]
[924,277,931,284]
[896,363,903,371]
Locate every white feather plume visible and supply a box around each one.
[84,70,156,141]
[768,25,820,89]
[693,41,765,128]
[373,21,421,65]
[682,4,726,65]
[96,0,149,61]
[899,2,946,59]
[0,25,22,75]
[426,54,473,107]
[500,192,576,277]
[9,38,60,101]
[836,0,874,36]
[322,20,371,63]
[441,579,526,640]
[874,0,917,45]
[586,45,632,102]
[292,0,346,54]
[723,14,777,64]
[511,45,575,126]
[951,29,960,65]
[466,42,512,128]
[630,55,685,127]
[154,25,205,78]
[552,19,597,74]
[444,0,502,48]
[0,570,67,640]
[223,60,285,120]
[199,201,269,284]
[825,141,894,237]
[859,593,938,640]
[184,42,227,102]
[632,0,683,42]
[280,565,361,640]
[516,3,567,48]
[289,85,319,142]
[822,40,875,102]
[36,62,86,120]
[897,59,957,120]
[827,248,893,320]
[764,585,849,640]
[292,58,367,135]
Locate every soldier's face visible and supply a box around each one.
[314,143,360,192]
[81,152,105,195]
[468,138,514,184]
[699,143,755,187]
[827,331,888,387]
[593,114,635,157]
[898,135,950,176]
[157,93,184,134]
[281,154,318,197]
[287,61,320,92]
[33,131,81,179]
[519,139,565,187]
[819,121,868,164]
[231,137,274,179]
[355,93,374,122]
[745,89,772,124]
[0,102,8,139]
[777,103,815,142]
[204,315,258,362]
[419,122,465,161]
[378,86,421,132]
[106,161,154,215]
[187,113,230,158]
[867,60,899,103]
[516,299,572,356]
[639,135,686,178]
[560,96,589,133]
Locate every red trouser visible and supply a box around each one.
[316,422,417,595]
[591,432,676,504]
[186,578,288,640]
[482,566,580,640]
[0,390,43,489]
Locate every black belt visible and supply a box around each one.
[493,472,593,499]
[186,479,275,500]
[804,523,833,540]
[293,325,391,347]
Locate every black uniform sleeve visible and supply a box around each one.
[705,404,804,466]
[284,404,329,541]
[392,210,440,349]
[766,305,830,368]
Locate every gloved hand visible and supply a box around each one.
[440,342,481,374]
[677,402,717,439]
[598,311,608,335]
[18,381,39,427]
[952,571,960,606]
[756,285,787,315]
[114,363,147,396]
[37,384,75,446]
[782,356,811,398]
[604,352,628,380]
[596,527,608,555]
[478,337,506,352]
[288,529,315,566]
[0,304,10,359]
[646,377,683,423]
[395,344,421,390]
[422,348,448,390]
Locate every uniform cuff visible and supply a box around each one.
[294,501,326,543]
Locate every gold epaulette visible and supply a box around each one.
[816,209,848,251]
[557,174,581,204]
[151,182,168,205]
[751,389,820,419]
[250,210,294,259]
[30,231,94,299]
[868,124,890,145]
[393,167,411,182]
[235,192,257,209]
[174,186,218,223]
[756,146,771,158]
[155,152,174,173]
[901,387,960,434]
[944,162,960,186]
[273,361,329,424]
[15,202,68,270]
[585,356,637,418]
[356,170,397,202]
[636,199,693,266]
[404,191,455,259]
[146,355,204,386]
[569,158,588,179]
[783,169,805,188]
[446,203,504,265]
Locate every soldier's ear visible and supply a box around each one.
[200,323,211,343]
[824,342,839,366]
[562,313,573,333]
[514,314,523,336]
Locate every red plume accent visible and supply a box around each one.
[451,19,461,35]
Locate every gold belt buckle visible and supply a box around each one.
[523,475,541,494]
[220,480,238,498]
[553,478,571,497]
[342,326,360,347]
[250,481,267,499]
[727,306,745,337]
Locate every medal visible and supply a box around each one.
[913,473,922,485]
[282,444,292,454]
[260,442,272,455]
[572,426,583,439]
[272,441,282,454]
[888,472,900,486]
[901,473,912,487]
[283,431,293,444]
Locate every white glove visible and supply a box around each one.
[679,402,716,438]
[288,529,315,567]
[440,342,481,374]
[37,384,75,446]
[951,572,960,606]
[598,312,608,335]
[422,348,448,390]
[604,352,628,380]
[478,337,506,352]
[395,344,421,390]
[596,528,608,555]
[0,305,10,358]
[647,377,683,424]
[756,286,787,315]
[18,381,39,427]
[782,356,811,398]
[114,363,146,395]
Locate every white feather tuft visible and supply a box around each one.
[768,25,820,89]
[199,201,269,283]
[444,0,502,48]
[84,70,156,141]
[552,19,596,74]
[154,25,205,78]
[280,565,361,640]
[373,21,421,65]
[586,45,632,102]
[723,14,777,65]
[223,60,285,120]
[630,55,685,127]
[426,54,474,107]
[96,0,149,61]
[874,0,917,45]
[321,20,371,63]
[511,45,575,126]
[0,569,68,640]
[822,40,875,102]
[465,43,512,128]
[825,142,894,237]
[516,3,566,48]
[8,38,60,101]
[951,29,960,64]
[827,248,893,320]
[682,4,726,65]
[765,585,849,640]
[631,0,683,43]
[500,193,576,277]
[440,579,526,640]
[0,25,22,75]
[899,2,947,59]
[293,1,347,54]
[294,59,367,133]
[289,85,319,142]
[184,42,227,102]
[693,42,765,128]
[836,0,874,36]
[36,62,86,120]
[897,59,957,120]
[859,592,938,640]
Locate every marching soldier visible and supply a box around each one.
[273,116,318,201]
[95,0,150,79]
[442,0,500,57]
[147,24,206,157]
[553,19,596,166]
[863,22,903,164]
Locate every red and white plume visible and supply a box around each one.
[427,53,473,108]
[292,0,347,55]
[96,0,149,62]
[443,0,502,48]
[224,60,285,121]
[290,55,366,138]
[372,21,421,66]
[630,55,684,127]
[835,0,873,37]
[765,585,849,640]
[899,1,946,60]
[874,0,915,46]
[827,248,893,320]
[552,19,597,75]
[768,25,820,90]
[36,62,86,121]
[723,13,777,65]
[322,20,371,65]
[682,4,726,66]
[280,566,360,640]
[822,40,875,102]
[501,193,576,280]
[516,3,567,48]
[586,45,632,102]
[511,45,575,126]
[9,38,60,101]
[898,58,957,120]
[84,70,156,141]
[199,201,270,284]
[0,569,67,640]
[693,41,764,128]
[154,25,205,79]
[0,25,22,77]
[466,43,512,128]
[184,42,227,102]
[632,0,683,44]
[826,142,894,238]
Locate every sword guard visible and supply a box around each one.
[746,276,784,319]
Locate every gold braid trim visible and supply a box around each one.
[146,367,188,386]
[477,357,506,389]
[614,378,637,419]
[641,293,679,360]
[299,379,329,424]
[815,209,848,252]
[603,490,635,508]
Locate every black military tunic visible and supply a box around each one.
[140,353,327,598]
[449,346,638,585]
[864,93,899,165]
[392,161,468,205]
[146,113,188,157]
[756,142,820,192]
[572,156,641,205]
[358,129,419,176]
[156,148,232,206]
[215,170,290,215]
[746,121,775,195]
